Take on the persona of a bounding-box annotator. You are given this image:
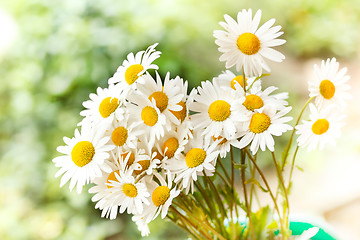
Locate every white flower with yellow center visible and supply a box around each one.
[167,136,219,194]
[214,9,285,77]
[107,170,150,215]
[238,106,293,154]
[88,163,121,220]
[168,75,189,125]
[53,123,115,193]
[108,43,161,96]
[309,57,351,109]
[240,86,289,114]
[139,172,180,225]
[80,84,124,127]
[132,214,150,237]
[295,103,344,151]
[204,133,242,158]
[215,70,260,93]
[105,113,140,150]
[189,80,248,140]
[109,145,149,173]
[127,93,167,147]
[136,72,184,126]
[155,130,188,163]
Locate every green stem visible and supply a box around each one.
[240,149,254,239]
[281,97,314,171]
[230,146,236,240]
[167,214,202,240]
[217,157,231,183]
[173,202,227,240]
[244,149,284,236]
[272,151,290,236]
[287,146,299,192]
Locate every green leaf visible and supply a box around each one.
[296,165,304,172]
[245,178,268,193]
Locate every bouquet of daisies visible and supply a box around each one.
[53,9,350,240]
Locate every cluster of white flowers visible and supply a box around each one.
[295,57,350,151]
[53,9,349,237]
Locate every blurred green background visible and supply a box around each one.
[0,0,359,239]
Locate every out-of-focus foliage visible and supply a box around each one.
[0,0,358,239]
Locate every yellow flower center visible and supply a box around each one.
[185,148,207,168]
[134,160,150,175]
[169,101,187,122]
[71,141,95,167]
[153,150,164,161]
[231,75,247,90]
[99,97,120,118]
[125,64,144,85]
[237,32,261,55]
[120,152,135,166]
[152,186,170,206]
[111,126,128,146]
[312,119,329,135]
[162,137,179,158]
[106,170,120,189]
[122,183,138,198]
[141,106,158,126]
[208,100,231,121]
[249,113,271,134]
[319,80,335,99]
[149,91,169,112]
[243,94,264,111]
[212,135,227,145]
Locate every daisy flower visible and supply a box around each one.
[168,75,189,124]
[88,162,121,219]
[188,80,248,140]
[136,72,184,125]
[108,43,161,96]
[53,122,114,193]
[295,103,344,151]
[105,113,140,150]
[141,172,180,224]
[308,57,351,108]
[215,70,261,93]
[107,169,150,215]
[238,106,293,154]
[167,135,219,194]
[214,9,286,77]
[132,214,150,237]
[155,129,188,162]
[80,84,125,127]
[127,93,167,147]
[204,132,242,158]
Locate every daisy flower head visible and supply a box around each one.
[168,75,189,124]
[215,70,261,93]
[155,129,188,162]
[142,171,180,223]
[238,106,293,154]
[136,71,184,125]
[107,169,150,215]
[188,80,248,140]
[127,92,167,147]
[241,85,289,113]
[214,9,286,77]
[105,113,140,150]
[309,57,351,109]
[80,84,125,127]
[108,43,161,97]
[168,134,219,194]
[132,214,150,237]
[53,122,115,193]
[88,162,121,219]
[295,103,344,151]
[204,132,242,158]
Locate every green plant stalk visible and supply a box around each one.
[217,157,231,183]
[173,202,227,240]
[287,146,300,192]
[245,149,285,238]
[167,214,202,240]
[169,205,213,240]
[230,146,236,240]
[240,149,255,239]
[203,173,227,221]
[272,152,290,238]
[281,97,314,171]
